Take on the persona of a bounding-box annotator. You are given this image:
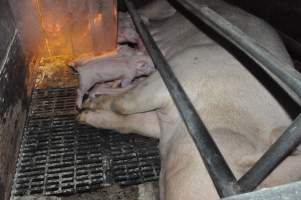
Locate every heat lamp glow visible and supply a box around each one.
[14,0,119,88]
[34,0,117,58]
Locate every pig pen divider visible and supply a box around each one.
[124,0,301,198]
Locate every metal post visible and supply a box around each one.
[123,0,238,197]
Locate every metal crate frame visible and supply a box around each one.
[123,0,301,198]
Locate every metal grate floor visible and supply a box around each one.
[29,88,77,117]
[12,87,160,197]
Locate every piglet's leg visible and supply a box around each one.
[121,78,132,88]
[78,110,160,138]
[89,84,135,98]
[76,89,85,109]
[83,73,167,114]
[112,80,122,88]
[84,78,144,109]
[137,38,146,52]
[68,59,84,68]
[77,74,96,109]
[82,95,114,110]
[69,53,117,68]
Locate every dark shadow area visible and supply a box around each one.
[118,0,151,11]
[219,0,301,61]
[224,0,301,42]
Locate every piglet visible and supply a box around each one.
[118,13,146,52]
[68,45,144,69]
[88,77,146,98]
[118,27,146,52]
[119,12,149,28]
[117,45,145,57]
[119,12,135,29]
[75,55,155,109]
[89,82,135,98]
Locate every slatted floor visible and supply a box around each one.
[12,87,160,197]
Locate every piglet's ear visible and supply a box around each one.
[136,60,147,70]
[136,60,150,75]
[136,58,155,75]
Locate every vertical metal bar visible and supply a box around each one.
[123,0,238,197]
[237,114,301,192]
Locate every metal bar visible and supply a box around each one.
[237,114,301,192]
[222,180,301,200]
[123,0,238,197]
[171,0,301,192]
[174,0,301,106]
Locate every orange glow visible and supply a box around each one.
[93,13,103,24]
[55,24,61,32]
[32,0,117,60]
[113,7,117,19]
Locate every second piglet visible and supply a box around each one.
[68,45,144,69]
[75,55,155,109]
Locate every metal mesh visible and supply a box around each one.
[29,88,77,116]
[110,134,160,186]
[12,88,160,196]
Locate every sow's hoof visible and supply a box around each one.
[76,110,89,124]
[82,96,115,111]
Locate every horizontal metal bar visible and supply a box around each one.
[237,114,301,192]
[174,0,301,106]
[222,180,301,200]
[123,0,237,197]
